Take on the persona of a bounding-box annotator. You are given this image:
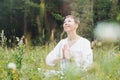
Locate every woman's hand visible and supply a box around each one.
[62,44,71,60]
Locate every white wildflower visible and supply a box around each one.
[37,68,42,71]
[8,62,16,70]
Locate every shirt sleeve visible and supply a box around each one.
[81,39,93,69]
[46,40,62,66]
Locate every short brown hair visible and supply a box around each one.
[65,15,80,25]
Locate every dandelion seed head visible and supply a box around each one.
[8,62,16,70]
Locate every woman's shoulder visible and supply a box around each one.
[79,36,91,44]
[56,38,67,44]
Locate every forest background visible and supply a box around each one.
[0,0,120,47]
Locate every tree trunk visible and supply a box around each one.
[24,2,31,51]
[50,28,55,41]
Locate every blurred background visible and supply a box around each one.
[0,0,120,47]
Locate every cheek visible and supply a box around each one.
[71,24,77,30]
[73,24,78,29]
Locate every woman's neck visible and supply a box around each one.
[67,32,79,41]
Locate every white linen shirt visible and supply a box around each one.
[46,37,93,70]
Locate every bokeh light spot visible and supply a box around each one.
[94,22,120,42]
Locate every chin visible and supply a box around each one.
[64,29,69,31]
[64,31,71,33]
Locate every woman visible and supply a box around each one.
[46,15,93,70]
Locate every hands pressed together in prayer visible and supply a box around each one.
[53,44,72,64]
[62,44,72,60]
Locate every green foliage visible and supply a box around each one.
[0,42,120,79]
[51,12,64,21]
[93,0,120,22]
[13,37,25,69]
[0,30,7,47]
[116,13,120,21]
[26,0,39,8]
[92,46,120,80]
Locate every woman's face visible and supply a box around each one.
[63,17,78,33]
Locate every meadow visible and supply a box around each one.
[0,39,120,80]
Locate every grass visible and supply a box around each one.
[0,42,120,80]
